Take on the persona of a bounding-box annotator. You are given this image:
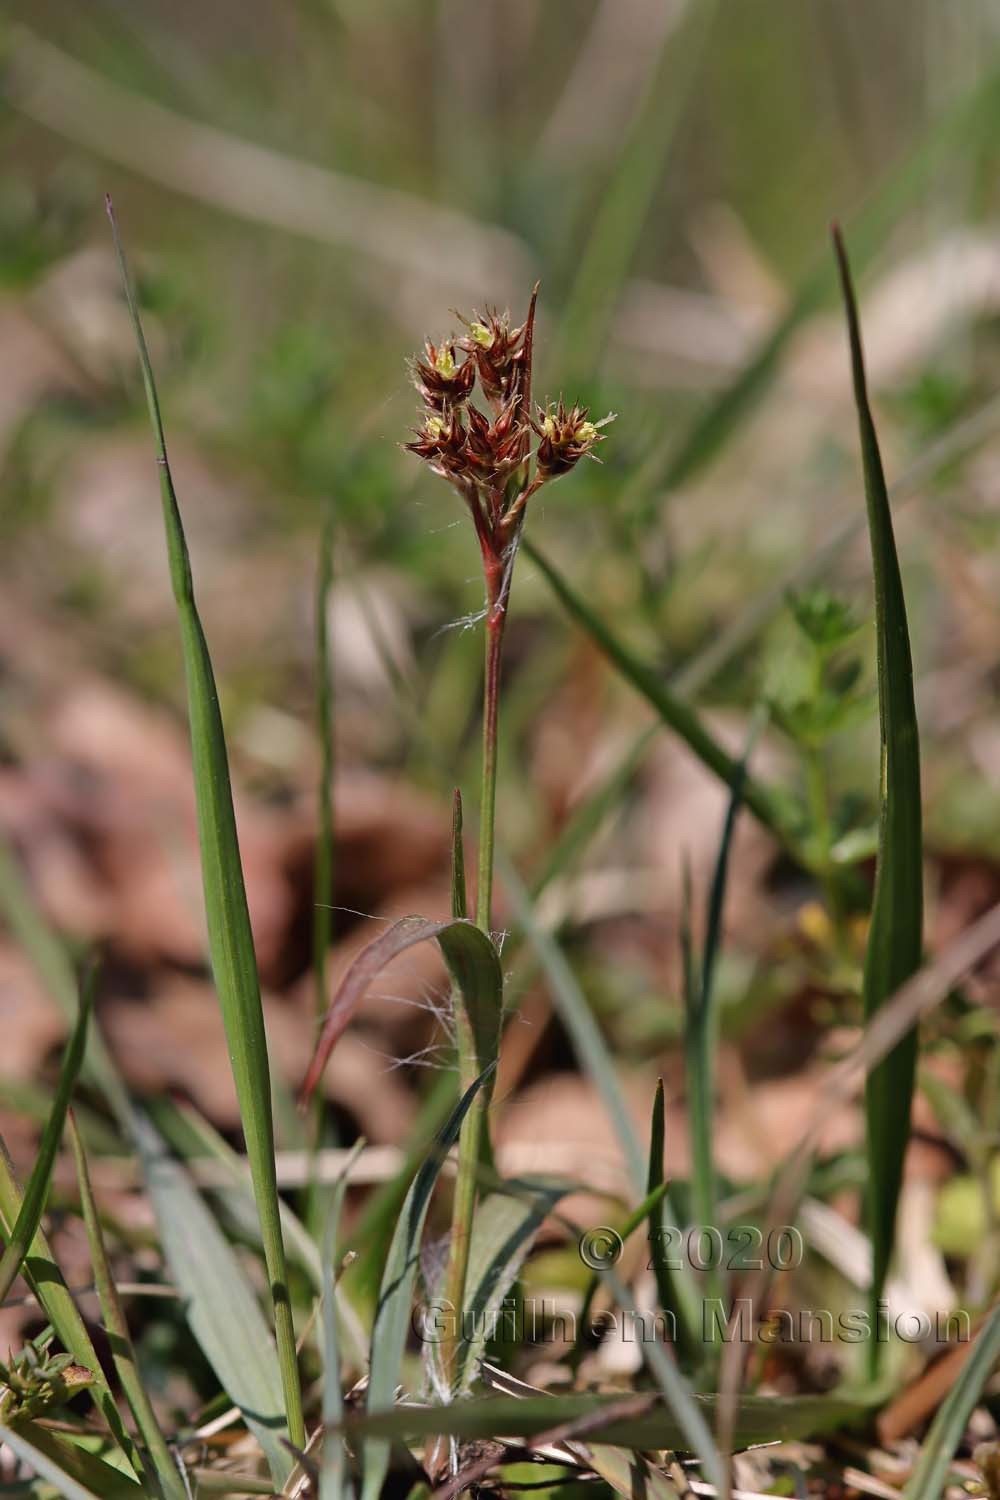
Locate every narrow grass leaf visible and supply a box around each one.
[645,1080,698,1366]
[498,856,703,1350]
[902,1302,1000,1500]
[321,1141,365,1500]
[0,1421,140,1500]
[188,1473,274,1496]
[149,1096,333,1303]
[67,1113,186,1500]
[685,720,756,1318]
[362,1067,494,1500]
[347,1073,456,1309]
[344,1389,869,1451]
[554,0,719,378]
[833,228,923,1372]
[132,1110,292,1487]
[0,969,93,1305]
[585,1447,680,1500]
[0,838,129,1126]
[498,853,645,1190]
[301,916,502,1105]
[456,1182,565,1392]
[639,66,1000,510]
[0,1142,137,1468]
[571,1176,674,1370]
[602,1263,723,1490]
[520,539,799,851]
[107,198,303,1447]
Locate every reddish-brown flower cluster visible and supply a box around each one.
[534,399,613,480]
[405,289,613,586]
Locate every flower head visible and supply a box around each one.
[411,338,475,411]
[534,400,615,479]
[457,306,531,406]
[404,407,468,481]
[463,394,526,486]
[404,288,612,570]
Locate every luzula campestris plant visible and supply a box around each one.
[406,291,612,1385]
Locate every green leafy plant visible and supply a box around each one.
[834,226,924,1378]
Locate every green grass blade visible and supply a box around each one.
[498,852,645,1190]
[521,539,800,852]
[362,1067,494,1500]
[684,721,756,1320]
[0,838,129,1127]
[344,1389,868,1451]
[132,1110,292,1487]
[529,726,657,899]
[554,0,719,379]
[639,65,1000,509]
[300,914,502,1111]
[602,1263,723,1491]
[456,1182,566,1393]
[106,198,303,1448]
[321,1141,365,1500]
[902,1303,1000,1500]
[0,1142,139,1471]
[833,227,923,1376]
[498,854,702,1354]
[0,1421,138,1500]
[67,1113,185,1500]
[347,1073,456,1309]
[0,969,93,1305]
[571,1175,673,1370]
[646,1080,697,1367]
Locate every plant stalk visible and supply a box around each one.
[441,568,507,1392]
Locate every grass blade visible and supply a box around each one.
[554,0,719,379]
[455,1181,565,1393]
[603,1263,723,1490]
[0,968,93,1305]
[646,1080,697,1367]
[684,718,757,1320]
[300,916,502,1105]
[833,227,923,1377]
[301,912,501,1362]
[67,1112,186,1500]
[498,853,645,1191]
[0,1421,138,1500]
[344,1388,868,1451]
[571,1174,673,1371]
[637,65,1000,510]
[902,1302,1000,1500]
[132,1110,292,1487]
[0,1142,138,1470]
[347,1072,457,1309]
[520,538,800,852]
[321,1141,365,1500]
[362,1067,494,1500]
[106,197,303,1448]
[149,1097,366,1372]
[0,839,129,1127]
